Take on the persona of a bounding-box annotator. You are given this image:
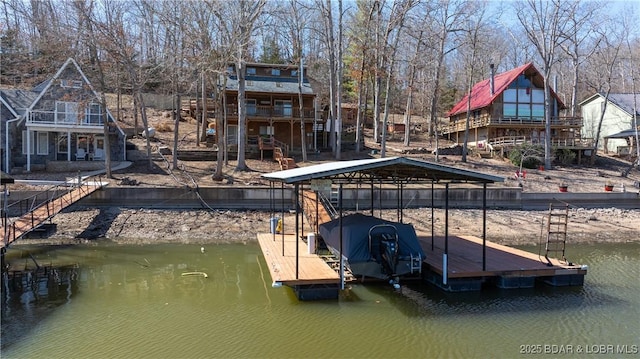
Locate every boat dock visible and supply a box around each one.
[256,232,341,300]
[257,157,587,300]
[256,229,586,299]
[419,234,586,291]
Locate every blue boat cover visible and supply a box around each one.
[318,213,425,263]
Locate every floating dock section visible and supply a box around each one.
[419,234,587,291]
[256,232,341,300]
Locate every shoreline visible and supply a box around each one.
[8,206,640,248]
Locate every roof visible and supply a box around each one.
[261,156,504,184]
[604,128,640,139]
[447,63,566,117]
[0,89,39,117]
[580,93,640,117]
[225,77,315,95]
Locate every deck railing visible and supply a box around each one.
[488,136,594,148]
[28,110,104,127]
[442,116,583,134]
[225,105,315,119]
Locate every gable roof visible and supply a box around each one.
[26,58,102,114]
[580,93,640,117]
[261,156,504,184]
[447,63,565,117]
[0,89,39,117]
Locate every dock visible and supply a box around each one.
[419,234,586,291]
[256,232,341,300]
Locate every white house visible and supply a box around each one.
[580,93,640,154]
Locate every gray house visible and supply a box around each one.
[1,58,126,173]
[580,93,640,155]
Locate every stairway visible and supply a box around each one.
[544,203,569,265]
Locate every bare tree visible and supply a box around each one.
[460,3,489,163]
[380,0,415,158]
[515,0,573,170]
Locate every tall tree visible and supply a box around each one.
[515,0,572,170]
[212,0,265,172]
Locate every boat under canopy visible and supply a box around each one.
[318,213,425,280]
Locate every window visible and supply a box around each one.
[56,101,79,123]
[274,100,292,116]
[291,70,298,77]
[246,99,257,115]
[503,104,517,117]
[85,103,102,124]
[271,68,280,76]
[503,89,517,102]
[22,131,48,155]
[246,67,256,75]
[60,79,83,88]
[227,125,238,145]
[57,135,68,154]
[259,126,274,135]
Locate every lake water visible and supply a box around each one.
[1,241,639,358]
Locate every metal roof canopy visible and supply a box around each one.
[261,156,504,185]
[263,156,504,287]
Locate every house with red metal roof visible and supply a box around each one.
[443,63,591,156]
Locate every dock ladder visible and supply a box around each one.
[544,203,569,265]
[410,253,422,274]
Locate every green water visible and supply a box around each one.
[2,241,639,358]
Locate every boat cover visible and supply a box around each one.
[318,213,425,263]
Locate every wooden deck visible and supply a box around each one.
[256,232,340,286]
[2,183,102,248]
[419,234,587,279]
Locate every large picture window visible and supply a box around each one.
[502,75,547,120]
[55,101,79,123]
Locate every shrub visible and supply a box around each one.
[508,144,544,169]
[555,148,576,165]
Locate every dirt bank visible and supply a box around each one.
[13,206,640,248]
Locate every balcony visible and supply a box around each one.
[27,110,104,130]
[442,116,583,134]
[225,105,315,120]
[488,136,594,148]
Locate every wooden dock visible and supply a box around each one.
[256,232,340,286]
[2,183,102,248]
[419,234,587,290]
[257,195,586,298]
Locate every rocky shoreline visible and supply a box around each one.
[13,206,640,248]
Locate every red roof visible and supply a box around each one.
[446,63,565,117]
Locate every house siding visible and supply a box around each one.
[581,97,633,152]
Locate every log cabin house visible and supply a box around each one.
[443,63,592,159]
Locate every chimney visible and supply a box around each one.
[490,64,495,96]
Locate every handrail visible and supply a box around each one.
[2,176,102,247]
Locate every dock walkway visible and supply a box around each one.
[2,183,102,248]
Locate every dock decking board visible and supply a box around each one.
[418,234,586,279]
[256,232,340,286]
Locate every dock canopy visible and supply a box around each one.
[261,156,504,184]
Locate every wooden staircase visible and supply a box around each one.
[544,203,569,265]
[267,137,296,170]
